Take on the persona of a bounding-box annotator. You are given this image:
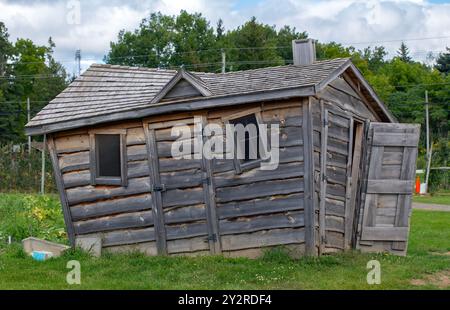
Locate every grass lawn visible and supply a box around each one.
[0,193,449,289]
[413,192,450,206]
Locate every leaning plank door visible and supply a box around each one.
[359,123,420,254]
[145,116,220,256]
[319,108,354,253]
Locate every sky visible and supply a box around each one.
[1,0,450,75]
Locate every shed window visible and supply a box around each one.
[229,114,261,162]
[96,134,121,177]
[228,112,266,174]
[90,132,127,186]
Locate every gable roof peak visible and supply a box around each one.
[150,68,212,104]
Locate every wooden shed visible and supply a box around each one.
[26,39,420,257]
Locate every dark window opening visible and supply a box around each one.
[96,134,121,178]
[229,114,261,163]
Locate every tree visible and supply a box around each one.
[223,17,283,71]
[435,47,450,74]
[276,26,307,65]
[216,18,225,40]
[105,11,217,71]
[0,27,68,143]
[397,42,412,63]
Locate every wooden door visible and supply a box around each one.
[145,116,220,255]
[319,109,355,253]
[359,123,420,253]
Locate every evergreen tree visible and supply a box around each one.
[397,42,412,62]
[435,47,450,74]
[216,19,225,40]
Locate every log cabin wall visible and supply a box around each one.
[49,121,157,255]
[207,99,308,257]
[47,97,311,258]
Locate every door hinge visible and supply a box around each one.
[152,184,166,192]
[207,234,218,242]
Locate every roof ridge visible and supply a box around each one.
[192,57,351,76]
[89,63,177,72]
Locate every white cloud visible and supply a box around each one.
[0,0,449,73]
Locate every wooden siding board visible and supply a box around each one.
[303,98,316,255]
[48,135,76,246]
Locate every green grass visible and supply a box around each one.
[413,192,450,206]
[0,193,449,289]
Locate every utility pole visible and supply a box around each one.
[40,134,46,194]
[424,90,431,193]
[27,97,31,155]
[75,49,81,77]
[221,49,226,73]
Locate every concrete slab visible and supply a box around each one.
[22,237,70,257]
[75,236,102,257]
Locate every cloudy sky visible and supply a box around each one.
[1,0,450,75]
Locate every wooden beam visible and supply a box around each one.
[47,134,76,246]
[143,122,167,255]
[319,101,328,254]
[303,97,316,255]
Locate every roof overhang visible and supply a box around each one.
[25,85,316,136]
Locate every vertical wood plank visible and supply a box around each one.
[47,134,75,246]
[346,122,364,248]
[344,117,354,249]
[392,146,417,250]
[143,123,167,255]
[319,101,328,254]
[199,115,222,254]
[120,133,128,187]
[361,128,384,231]
[303,97,316,255]
[89,133,96,185]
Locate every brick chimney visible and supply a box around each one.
[292,39,316,65]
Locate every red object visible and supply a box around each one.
[415,176,420,194]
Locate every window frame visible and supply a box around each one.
[222,108,268,174]
[89,129,128,187]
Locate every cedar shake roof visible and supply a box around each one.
[26,58,394,135]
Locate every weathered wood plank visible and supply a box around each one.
[367,180,414,194]
[214,162,304,188]
[54,134,89,152]
[102,227,156,247]
[74,210,153,235]
[221,228,305,251]
[66,177,151,206]
[216,178,304,203]
[372,132,420,147]
[220,211,305,235]
[144,124,167,255]
[159,158,202,172]
[165,221,208,240]
[47,134,76,247]
[162,188,204,208]
[167,236,209,254]
[164,204,206,224]
[361,227,409,241]
[70,194,152,221]
[127,144,147,161]
[63,170,90,188]
[217,193,304,219]
[161,168,203,189]
[302,98,316,256]
[58,151,89,171]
